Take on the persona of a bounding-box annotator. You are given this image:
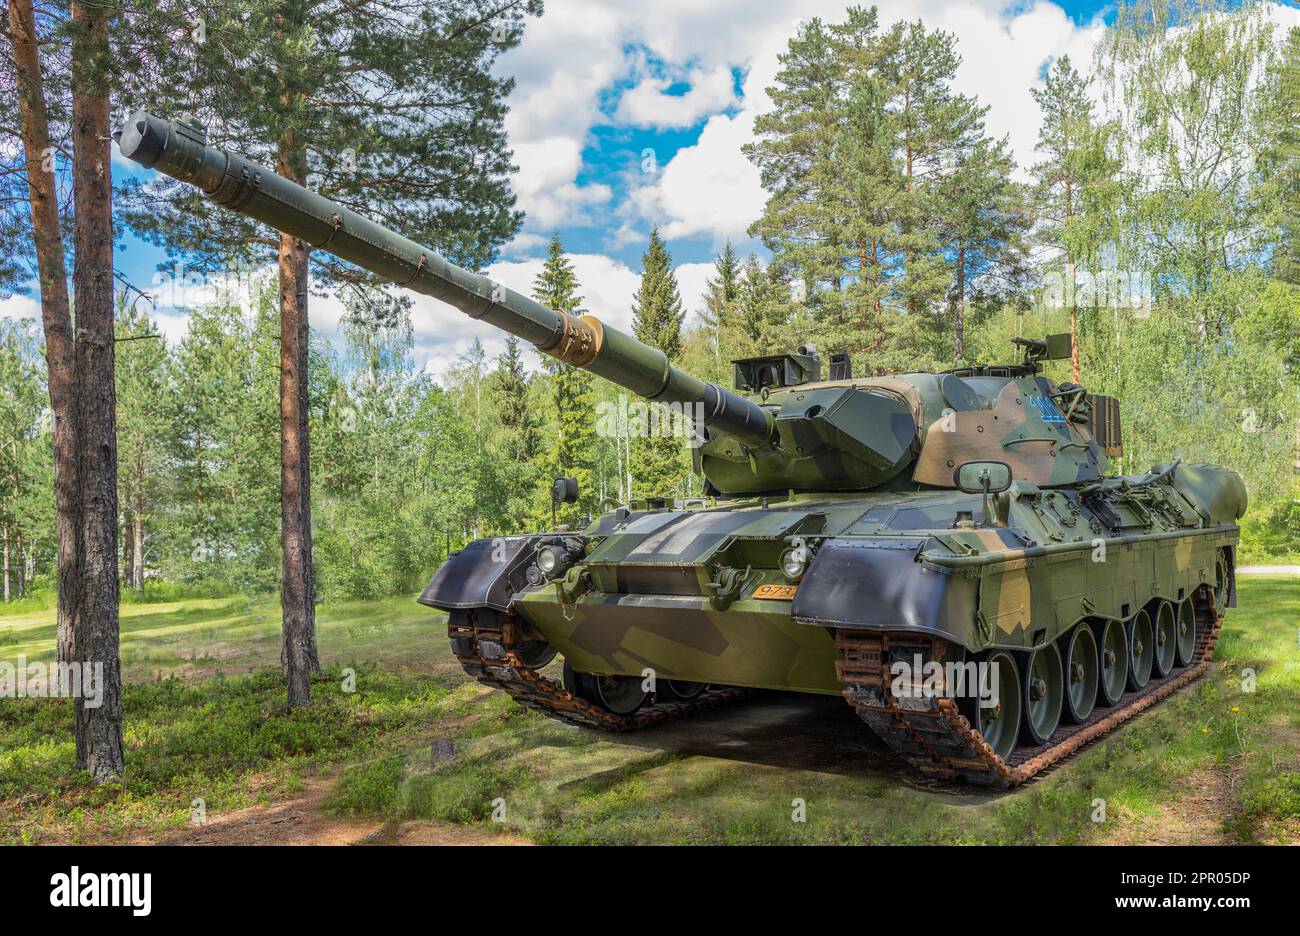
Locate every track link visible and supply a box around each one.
[836,587,1223,787]
[448,607,748,730]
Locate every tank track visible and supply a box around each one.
[835,586,1223,787]
[447,607,748,730]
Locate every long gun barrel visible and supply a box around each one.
[118,111,772,446]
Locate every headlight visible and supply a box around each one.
[779,547,806,581]
[537,546,560,575]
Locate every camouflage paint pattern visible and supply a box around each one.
[511,470,1240,693]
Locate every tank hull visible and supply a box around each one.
[424,464,1243,785]
[506,527,1236,696]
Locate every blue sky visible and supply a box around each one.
[7,0,1299,376]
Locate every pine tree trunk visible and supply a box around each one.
[277,224,318,709]
[954,246,966,362]
[2,524,10,602]
[15,527,25,598]
[295,239,318,675]
[70,0,124,781]
[121,509,132,586]
[132,502,144,591]
[8,0,80,664]
[1068,257,1080,383]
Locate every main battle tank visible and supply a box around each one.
[119,112,1247,786]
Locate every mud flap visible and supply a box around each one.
[417,536,543,611]
[790,537,978,646]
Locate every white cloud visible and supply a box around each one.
[509,137,612,230]
[630,109,765,245]
[0,292,40,323]
[673,261,716,328]
[614,65,740,130]
[501,232,549,257]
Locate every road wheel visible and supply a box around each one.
[1127,609,1154,691]
[1095,619,1129,707]
[1175,596,1198,667]
[970,650,1021,761]
[592,674,649,715]
[1061,625,1099,724]
[659,680,707,701]
[513,638,557,669]
[1019,643,1064,746]
[1213,550,1230,611]
[1152,601,1177,678]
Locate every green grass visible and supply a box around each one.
[0,592,440,683]
[1,579,1297,844]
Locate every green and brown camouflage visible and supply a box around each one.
[119,111,1247,778]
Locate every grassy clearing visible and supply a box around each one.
[0,593,442,683]
[0,579,1296,844]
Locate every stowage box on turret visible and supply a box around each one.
[120,112,1246,785]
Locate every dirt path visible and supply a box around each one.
[150,778,532,846]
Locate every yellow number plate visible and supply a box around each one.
[752,583,798,601]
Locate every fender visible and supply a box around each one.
[417,535,542,611]
[791,536,979,646]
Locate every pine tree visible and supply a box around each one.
[630,228,689,498]
[1030,55,1118,381]
[746,12,875,301]
[4,0,141,778]
[745,10,998,371]
[531,236,595,524]
[825,71,902,358]
[880,20,986,325]
[118,0,530,708]
[938,134,1031,362]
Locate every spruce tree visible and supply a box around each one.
[699,241,741,374]
[496,336,540,463]
[736,254,795,353]
[629,228,689,498]
[531,235,595,524]
[631,228,685,358]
